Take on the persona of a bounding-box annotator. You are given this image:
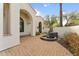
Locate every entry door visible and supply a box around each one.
[39,22,42,33]
[20,17,24,32]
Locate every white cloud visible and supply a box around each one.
[63,12,66,15]
[43,4,48,7]
[43,4,49,7]
[35,9,41,16]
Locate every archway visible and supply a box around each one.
[38,22,42,33]
[20,17,24,32]
[20,9,32,36]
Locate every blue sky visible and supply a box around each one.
[31,3,79,17]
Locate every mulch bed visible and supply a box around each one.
[57,39,74,55]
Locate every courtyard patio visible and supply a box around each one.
[0,35,72,56]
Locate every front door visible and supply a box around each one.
[39,22,42,33]
[20,17,24,32]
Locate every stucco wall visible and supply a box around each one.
[35,16,44,33]
[0,4,3,35]
[19,4,44,35]
[20,11,32,36]
[53,26,79,38]
[0,3,38,51]
[0,4,20,51]
[0,3,44,51]
[20,3,37,36]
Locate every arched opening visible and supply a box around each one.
[38,22,42,33]
[20,17,24,32]
[3,3,10,35]
[20,9,32,36]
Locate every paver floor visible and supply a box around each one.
[0,35,72,56]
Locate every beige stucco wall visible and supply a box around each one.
[20,11,32,36]
[19,3,37,36]
[19,3,44,35]
[0,3,44,51]
[35,16,44,33]
[0,4,3,35]
[0,3,20,51]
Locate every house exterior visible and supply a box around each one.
[0,3,44,51]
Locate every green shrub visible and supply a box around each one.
[65,20,79,26]
[64,32,79,55]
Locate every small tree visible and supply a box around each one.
[44,15,57,33]
[64,11,78,26]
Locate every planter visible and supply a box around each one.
[40,32,58,41]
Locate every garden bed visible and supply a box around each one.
[57,32,79,56]
[57,39,73,55]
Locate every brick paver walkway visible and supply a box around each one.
[0,35,72,56]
